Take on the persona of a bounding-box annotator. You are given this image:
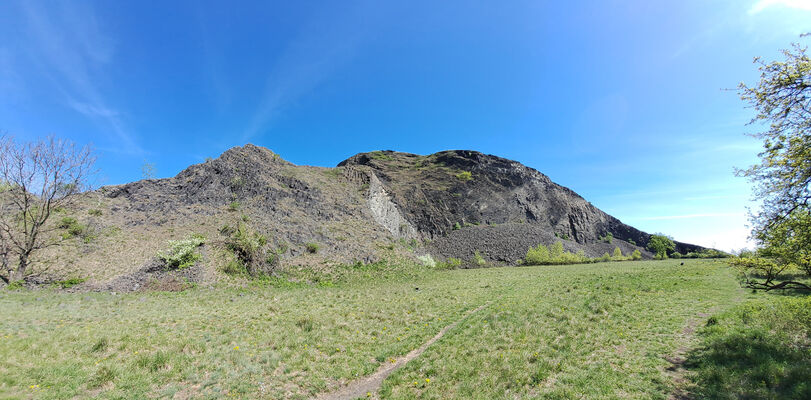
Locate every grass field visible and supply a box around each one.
[0,259,775,399]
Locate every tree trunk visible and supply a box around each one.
[11,255,27,282]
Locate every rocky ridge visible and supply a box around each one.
[53,144,704,287]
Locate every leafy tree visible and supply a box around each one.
[737,39,810,274]
[0,135,95,284]
[758,208,811,276]
[612,247,623,259]
[647,234,675,259]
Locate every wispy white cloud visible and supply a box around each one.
[16,1,141,153]
[749,0,811,14]
[67,100,120,118]
[241,2,384,142]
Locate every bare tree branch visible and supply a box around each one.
[0,134,96,283]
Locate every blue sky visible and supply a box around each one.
[2,1,810,251]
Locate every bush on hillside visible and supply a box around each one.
[455,170,473,181]
[473,251,487,267]
[220,222,278,276]
[158,234,205,269]
[436,257,462,270]
[417,254,436,268]
[305,242,320,254]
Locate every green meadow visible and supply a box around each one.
[1,259,808,399]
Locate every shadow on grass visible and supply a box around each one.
[684,327,811,399]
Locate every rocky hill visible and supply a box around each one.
[43,145,704,289]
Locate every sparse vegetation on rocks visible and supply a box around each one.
[305,242,320,254]
[455,170,472,181]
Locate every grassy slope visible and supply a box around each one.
[0,260,741,399]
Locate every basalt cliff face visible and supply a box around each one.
[338,149,702,262]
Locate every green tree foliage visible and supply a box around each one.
[737,39,811,277]
[758,209,811,276]
[647,234,675,259]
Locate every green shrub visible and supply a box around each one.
[455,171,473,181]
[453,222,461,231]
[5,280,24,291]
[88,209,102,216]
[599,252,612,262]
[54,277,87,288]
[628,239,636,246]
[222,259,247,275]
[612,247,624,260]
[672,251,683,259]
[473,251,487,267]
[684,249,729,259]
[417,254,436,268]
[525,244,550,265]
[436,257,462,270]
[228,201,240,211]
[158,235,205,269]
[550,241,565,259]
[58,216,85,238]
[58,216,96,242]
[599,232,614,244]
[525,242,589,265]
[220,222,272,276]
[305,242,320,254]
[631,249,642,260]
